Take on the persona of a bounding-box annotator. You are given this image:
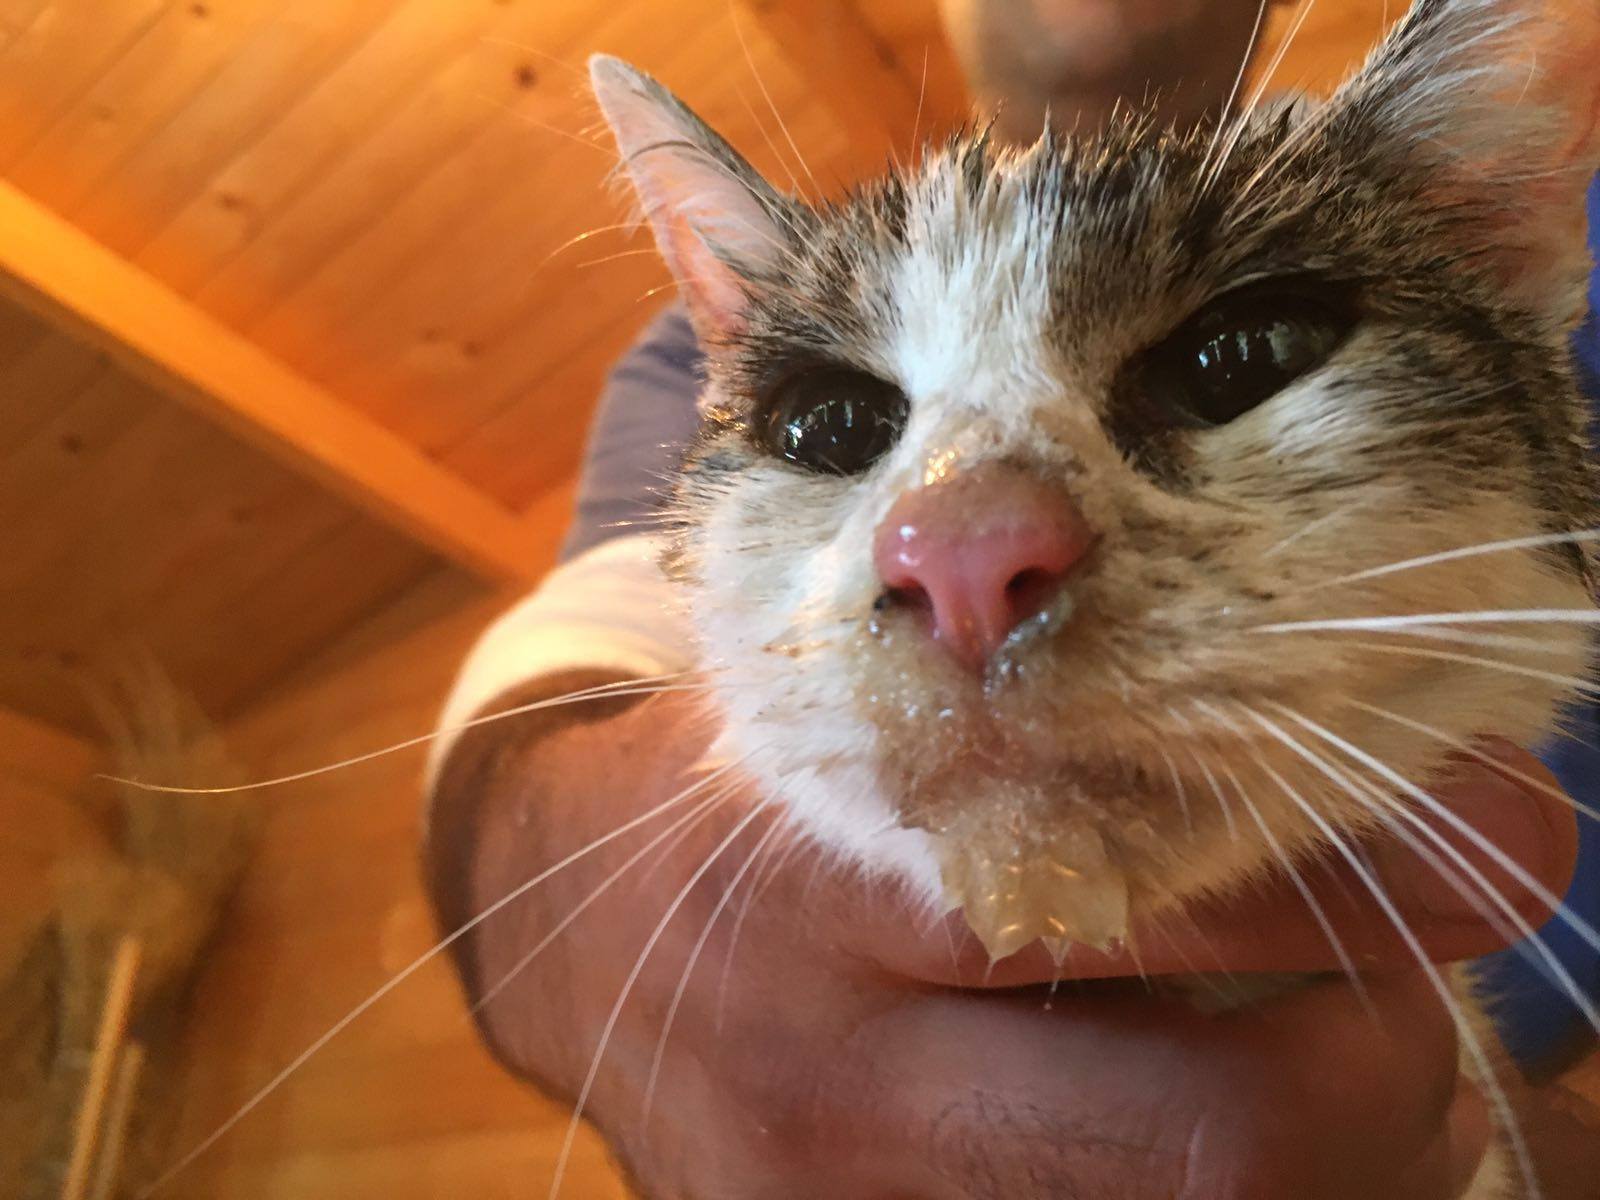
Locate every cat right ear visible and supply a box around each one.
[589,55,792,345]
[1328,0,1600,320]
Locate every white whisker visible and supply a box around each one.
[715,818,804,1031]
[1167,709,1239,841]
[1356,626,1577,655]
[548,797,772,1198]
[1259,496,1371,559]
[134,758,743,1198]
[1268,703,1600,965]
[1337,639,1598,695]
[1263,720,1600,1039]
[1348,698,1600,824]
[1198,0,1272,184]
[1220,755,1372,1007]
[729,5,820,197]
[1155,743,1194,831]
[472,783,738,1013]
[1235,704,1543,1198]
[1298,528,1600,593]
[100,673,705,794]
[642,809,787,1125]
[1253,608,1600,634]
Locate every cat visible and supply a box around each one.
[589,1,1600,1196]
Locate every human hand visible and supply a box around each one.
[940,0,1295,138]
[433,680,1581,1199]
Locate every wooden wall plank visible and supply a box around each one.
[3,0,281,210]
[57,0,404,256]
[0,357,451,732]
[442,321,646,512]
[0,0,170,161]
[182,0,625,331]
[0,181,541,583]
[0,312,103,449]
[125,0,516,293]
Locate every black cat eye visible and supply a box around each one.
[1138,290,1355,427]
[757,367,909,475]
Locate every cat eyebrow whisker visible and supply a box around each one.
[733,82,804,196]
[1206,0,1322,195]
[1197,0,1273,188]
[728,2,820,199]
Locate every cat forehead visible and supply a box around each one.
[740,115,1404,382]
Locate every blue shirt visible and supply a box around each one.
[564,173,1600,1072]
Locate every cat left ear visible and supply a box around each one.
[589,55,793,345]
[1331,0,1600,320]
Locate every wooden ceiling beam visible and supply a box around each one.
[0,182,541,585]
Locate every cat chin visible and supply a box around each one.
[705,724,949,907]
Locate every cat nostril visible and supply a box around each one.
[1006,567,1059,599]
[1004,566,1066,628]
[871,469,1097,673]
[879,583,933,615]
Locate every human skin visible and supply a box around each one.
[940,0,1297,137]
[426,674,1599,1200]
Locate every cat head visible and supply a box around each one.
[590,0,1600,958]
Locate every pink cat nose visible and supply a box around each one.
[872,468,1097,672]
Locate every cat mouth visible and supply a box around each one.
[883,736,1196,961]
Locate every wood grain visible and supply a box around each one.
[161,577,633,1199]
[0,183,540,583]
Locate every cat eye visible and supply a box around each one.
[757,367,909,475]
[1138,290,1355,427]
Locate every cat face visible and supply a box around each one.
[591,0,1600,957]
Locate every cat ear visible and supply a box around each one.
[589,55,792,344]
[1331,0,1600,319]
